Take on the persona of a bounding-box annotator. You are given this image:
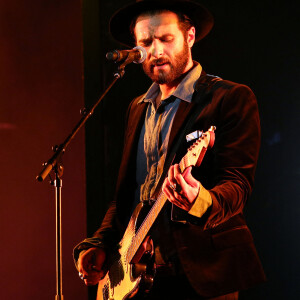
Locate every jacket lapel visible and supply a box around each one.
[121,96,148,174]
[166,73,208,163]
[167,99,196,156]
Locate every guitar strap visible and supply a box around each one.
[151,74,223,200]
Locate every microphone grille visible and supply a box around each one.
[133,46,147,64]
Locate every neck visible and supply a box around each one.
[159,84,177,100]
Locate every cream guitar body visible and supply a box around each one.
[97,203,154,300]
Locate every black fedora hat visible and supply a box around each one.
[109,0,214,47]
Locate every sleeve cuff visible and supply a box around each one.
[73,237,105,268]
[188,183,212,218]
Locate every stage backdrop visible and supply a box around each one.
[0,1,87,299]
[83,1,299,300]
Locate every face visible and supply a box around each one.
[134,11,195,85]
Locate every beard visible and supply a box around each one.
[142,40,190,84]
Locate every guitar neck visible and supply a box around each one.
[126,155,188,262]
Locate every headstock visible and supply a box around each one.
[181,126,216,169]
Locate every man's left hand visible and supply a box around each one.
[162,164,200,211]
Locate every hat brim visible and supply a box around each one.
[109,0,214,48]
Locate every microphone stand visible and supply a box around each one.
[36,57,133,300]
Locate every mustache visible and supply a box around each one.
[149,57,170,67]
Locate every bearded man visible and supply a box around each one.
[74,1,265,299]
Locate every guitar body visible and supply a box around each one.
[97,203,154,300]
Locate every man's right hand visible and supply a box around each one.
[77,247,106,286]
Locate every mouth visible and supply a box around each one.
[151,60,170,71]
[154,63,168,67]
[155,62,168,67]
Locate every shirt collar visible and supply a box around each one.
[138,61,202,105]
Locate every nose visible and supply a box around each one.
[150,39,163,58]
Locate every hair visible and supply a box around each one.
[130,9,194,41]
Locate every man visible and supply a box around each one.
[74,1,265,299]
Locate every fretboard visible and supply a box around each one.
[126,152,189,262]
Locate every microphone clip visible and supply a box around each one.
[106,46,147,77]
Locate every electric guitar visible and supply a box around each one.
[97,126,216,300]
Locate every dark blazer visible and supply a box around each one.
[76,72,266,297]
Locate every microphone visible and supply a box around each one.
[106,46,147,64]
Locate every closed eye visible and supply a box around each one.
[160,35,174,43]
[138,39,152,47]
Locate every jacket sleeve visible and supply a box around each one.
[73,200,120,264]
[73,99,138,262]
[186,83,260,228]
[206,84,260,228]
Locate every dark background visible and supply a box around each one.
[1,0,299,299]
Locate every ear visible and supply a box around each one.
[187,26,196,48]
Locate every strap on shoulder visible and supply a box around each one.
[195,74,223,97]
